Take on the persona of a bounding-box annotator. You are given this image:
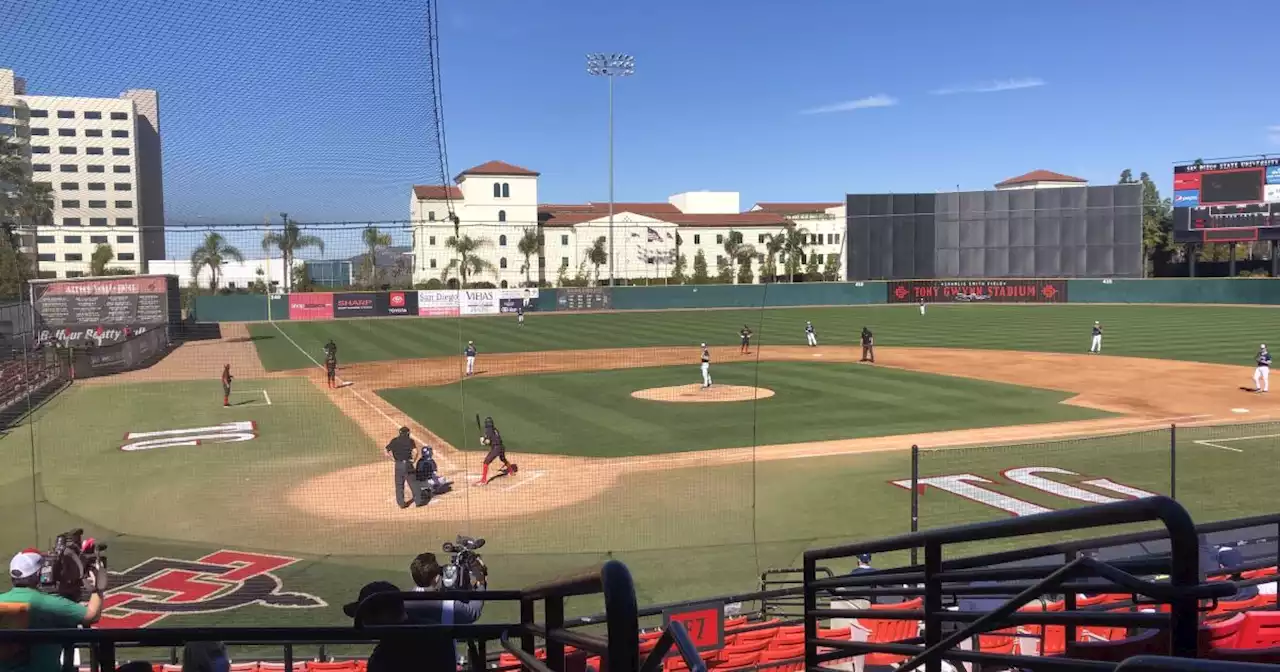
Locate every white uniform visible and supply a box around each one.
[919,301,926,316]
[464,343,477,376]
[700,347,712,388]
[1254,348,1271,392]
[1090,324,1103,353]
[805,323,817,347]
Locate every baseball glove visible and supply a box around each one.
[481,437,491,446]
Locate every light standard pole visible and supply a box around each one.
[278,212,289,293]
[586,53,634,287]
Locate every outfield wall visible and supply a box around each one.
[188,278,1280,322]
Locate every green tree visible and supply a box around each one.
[715,256,732,284]
[291,263,313,293]
[190,232,244,291]
[736,250,755,285]
[442,234,494,286]
[670,252,687,285]
[803,251,821,281]
[0,237,31,297]
[89,243,114,276]
[722,230,744,283]
[822,253,841,281]
[691,249,710,284]
[361,225,392,287]
[586,236,608,284]
[1119,170,1174,276]
[262,220,325,293]
[516,228,543,286]
[762,233,785,282]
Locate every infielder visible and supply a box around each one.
[919,299,926,316]
[805,321,818,347]
[478,416,518,485]
[739,326,753,354]
[464,341,477,377]
[1254,345,1271,393]
[1090,321,1103,353]
[700,343,712,388]
[221,364,233,407]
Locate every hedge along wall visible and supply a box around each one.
[606,282,886,310]
[1067,278,1280,305]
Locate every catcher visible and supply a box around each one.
[477,416,518,486]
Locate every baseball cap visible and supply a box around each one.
[343,580,401,618]
[1218,547,1245,570]
[856,553,872,564]
[701,343,706,347]
[9,550,44,580]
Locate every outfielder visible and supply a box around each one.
[517,305,525,327]
[805,321,818,347]
[919,298,926,316]
[464,341,477,377]
[478,416,518,485]
[700,343,712,388]
[1254,345,1271,393]
[1090,322,1103,354]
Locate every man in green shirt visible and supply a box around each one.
[0,550,107,672]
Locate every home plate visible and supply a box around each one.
[1232,408,1250,414]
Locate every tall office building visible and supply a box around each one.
[1,68,165,277]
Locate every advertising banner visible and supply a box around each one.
[32,275,177,346]
[418,290,460,317]
[1173,190,1201,208]
[888,279,1067,304]
[386,290,418,316]
[557,287,612,312]
[1266,184,1280,204]
[1268,166,1280,185]
[498,287,539,301]
[333,292,384,318]
[499,298,534,314]
[288,293,334,320]
[460,289,499,316]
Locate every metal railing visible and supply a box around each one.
[0,560,640,672]
[803,497,1240,672]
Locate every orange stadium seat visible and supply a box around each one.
[717,651,762,670]
[1244,567,1279,580]
[757,645,803,672]
[258,663,305,672]
[1233,611,1280,649]
[306,662,358,672]
[228,664,259,672]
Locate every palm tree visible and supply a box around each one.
[782,224,811,282]
[586,236,608,284]
[361,226,392,287]
[734,243,757,285]
[190,232,244,291]
[516,228,543,286]
[262,220,325,294]
[722,230,744,284]
[762,232,786,282]
[443,234,494,286]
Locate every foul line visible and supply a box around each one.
[504,470,546,492]
[1192,432,1280,453]
[270,320,459,474]
[262,389,272,406]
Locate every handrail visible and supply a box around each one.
[804,497,1207,672]
[638,620,706,672]
[1115,656,1280,672]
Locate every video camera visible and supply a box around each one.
[440,535,486,590]
[37,529,107,600]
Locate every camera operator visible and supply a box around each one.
[1,549,108,672]
[404,553,484,626]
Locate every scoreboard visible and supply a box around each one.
[1173,156,1280,243]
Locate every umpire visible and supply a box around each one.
[385,427,423,508]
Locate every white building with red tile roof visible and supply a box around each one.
[410,163,846,287]
[994,169,1088,190]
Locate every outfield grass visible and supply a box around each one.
[247,304,1280,371]
[378,362,1108,457]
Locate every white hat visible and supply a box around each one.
[9,551,43,580]
[1095,321,1099,324]
[701,343,706,347]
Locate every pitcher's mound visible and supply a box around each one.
[632,384,775,403]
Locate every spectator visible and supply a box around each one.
[405,553,484,625]
[843,553,905,606]
[0,549,107,672]
[1218,547,1259,601]
[181,642,229,672]
[344,581,453,672]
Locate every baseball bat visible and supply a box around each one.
[475,413,482,432]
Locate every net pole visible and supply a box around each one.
[910,444,920,566]
[1169,424,1177,501]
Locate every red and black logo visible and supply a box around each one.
[97,550,326,628]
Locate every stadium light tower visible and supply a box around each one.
[586,53,635,286]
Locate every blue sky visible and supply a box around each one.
[3,0,1279,257]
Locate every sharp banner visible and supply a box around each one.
[888,279,1067,304]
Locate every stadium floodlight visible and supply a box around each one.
[586,53,635,286]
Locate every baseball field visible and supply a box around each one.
[3,301,1280,629]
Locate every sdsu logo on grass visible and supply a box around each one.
[99,550,326,628]
[892,466,1160,517]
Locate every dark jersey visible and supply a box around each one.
[386,435,415,461]
[325,358,337,374]
[861,330,873,346]
[221,368,232,386]
[324,342,337,358]
[1259,351,1272,368]
[805,324,815,335]
[483,426,504,448]
[517,307,524,316]
[414,453,437,480]
[1092,325,1102,337]
[465,344,477,357]
[701,348,710,363]
[740,329,752,342]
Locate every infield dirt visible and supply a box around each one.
[108,325,1280,523]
